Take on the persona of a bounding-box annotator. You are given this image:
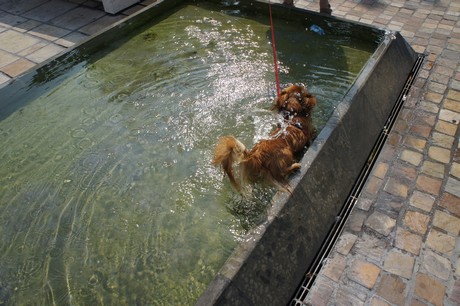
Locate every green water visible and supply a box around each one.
[0,2,377,305]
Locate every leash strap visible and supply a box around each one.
[269,3,281,97]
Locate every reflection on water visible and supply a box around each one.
[0,2,377,304]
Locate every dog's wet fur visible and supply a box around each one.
[212,85,317,193]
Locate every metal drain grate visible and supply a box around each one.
[290,53,426,306]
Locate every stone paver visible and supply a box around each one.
[395,228,423,255]
[0,29,41,53]
[50,6,106,31]
[383,250,415,279]
[414,273,446,306]
[0,0,459,305]
[22,0,78,23]
[1,57,35,77]
[426,228,456,255]
[376,274,407,305]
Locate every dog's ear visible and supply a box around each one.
[303,94,317,112]
[271,96,280,111]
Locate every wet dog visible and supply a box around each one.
[212,85,317,193]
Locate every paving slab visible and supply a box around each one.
[50,6,106,30]
[0,0,50,15]
[0,29,41,53]
[22,0,78,22]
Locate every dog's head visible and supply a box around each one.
[272,85,316,116]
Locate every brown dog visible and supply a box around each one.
[212,85,317,193]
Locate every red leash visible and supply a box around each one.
[269,3,281,96]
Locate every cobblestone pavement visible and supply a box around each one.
[1,0,459,305]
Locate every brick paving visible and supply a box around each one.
[0,0,459,305]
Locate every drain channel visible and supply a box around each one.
[290,53,426,305]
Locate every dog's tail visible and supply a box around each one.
[212,136,247,191]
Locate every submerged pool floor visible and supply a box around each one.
[0,2,377,304]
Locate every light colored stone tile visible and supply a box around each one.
[335,286,366,305]
[335,232,358,255]
[421,249,451,280]
[425,92,443,103]
[25,43,65,63]
[384,177,408,198]
[416,175,442,196]
[439,109,460,123]
[305,275,334,306]
[323,254,346,282]
[395,228,423,255]
[17,40,47,57]
[348,259,381,289]
[0,29,40,53]
[0,49,19,68]
[432,132,455,148]
[428,146,451,163]
[446,177,460,198]
[445,98,460,113]
[365,176,384,195]
[447,89,460,101]
[365,211,396,236]
[419,101,439,113]
[421,160,445,179]
[356,197,373,211]
[401,149,423,166]
[404,210,430,234]
[376,274,407,305]
[0,58,35,77]
[384,250,415,279]
[403,135,426,151]
[433,210,460,235]
[370,297,392,306]
[409,191,435,212]
[414,273,446,306]
[373,162,389,179]
[426,229,456,255]
[452,163,460,179]
[354,233,387,262]
[0,72,10,85]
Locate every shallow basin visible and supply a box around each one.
[0,0,418,305]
